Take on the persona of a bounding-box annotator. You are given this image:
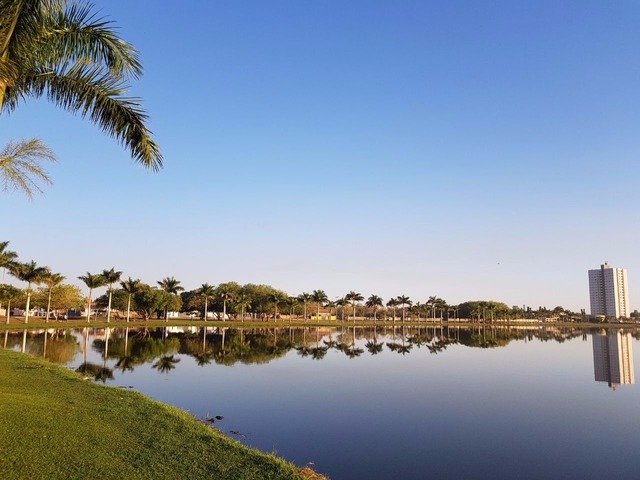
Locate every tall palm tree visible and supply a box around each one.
[311,290,328,323]
[9,260,49,323]
[120,277,141,322]
[396,295,412,323]
[366,294,383,321]
[196,283,216,321]
[0,0,162,171]
[41,271,64,322]
[157,276,184,321]
[386,298,398,322]
[78,272,105,322]
[216,285,236,322]
[345,291,364,323]
[286,296,299,321]
[336,297,348,321]
[0,241,18,314]
[0,283,21,324]
[270,292,286,321]
[235,293,251,322]
[102,267,122,323]
[297,292,312,322]
[0,139,55,197]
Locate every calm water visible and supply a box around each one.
[4,325,640,479]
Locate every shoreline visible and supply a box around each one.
[0,350,325,480]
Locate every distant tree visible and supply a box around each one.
[386,298,398,322]
[120,277,142,322]
[235,293,252,322]
[0,241,18,271]
[345,291,364,323]
[366,294,383,321]
[196,283,216,320]
[157,277,184,321]
[311,290,328,322]
[297,292,312,321]
[9,260,49,323]
[0,284,22,324]
[396,295,412,323]
[286,296,299,320]
[216,283,239,321]
[101,268,122,323]
[41,271,65,322]
[77,272,106,322]
[33,284,83,319]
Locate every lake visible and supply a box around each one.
[3,324,640,479]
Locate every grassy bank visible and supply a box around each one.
[0,350,323,480]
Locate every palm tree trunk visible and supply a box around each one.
[223,301,227,322]
[46,287,53,323]
[126,294,132,322]
[106,287,113,323]
[204,297,208,321]
[24,285,32,324]
[5,299,11,324]
[86,288,93,323]
[304,303,307,322]
[21,330,26,352]
[352,304,356,323]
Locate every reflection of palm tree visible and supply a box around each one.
[365,340,384,355]
[115,356,135,372]
[152,355,180,373]
[310,346,329,360]
[76,363,114,383]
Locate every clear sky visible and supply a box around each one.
[3,1,640,311]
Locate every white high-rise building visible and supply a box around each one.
[588,263,630,319]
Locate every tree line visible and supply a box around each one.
[0,241,584,324]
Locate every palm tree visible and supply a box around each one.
[0,0,162,171]
[235,293,251,322]
[311,290,328,323]
[157,277,184,321]
[0,139,55,197]
[42,271,64,322]
[345,291,364,323]
[396,295,412,323]
[0,241,18,314]
[9,260,49,323]
[336,297,348,321]
[120,277,141,322]
[286,296,299,321]
[270,292,286,321]
[386,298,398,322]
[0,284,21,324]
[297,292,312,322]
[366,294,383,321]
[101,267,122,323]
[78,272,106,322]
[0,241,18,270]
[196,283,216,321]
[216,285,236,322]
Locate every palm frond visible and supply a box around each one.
[0,138,55,198]
[9,63,162,170]
[39,0,143,78]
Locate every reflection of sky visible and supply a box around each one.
[6,328,640,479]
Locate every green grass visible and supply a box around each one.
[0,350,324,480]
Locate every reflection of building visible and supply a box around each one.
[588,263,629,319]
[592,330,635,390]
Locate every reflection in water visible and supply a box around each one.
[592,330,635,390]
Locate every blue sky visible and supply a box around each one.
[3,1,640,311]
